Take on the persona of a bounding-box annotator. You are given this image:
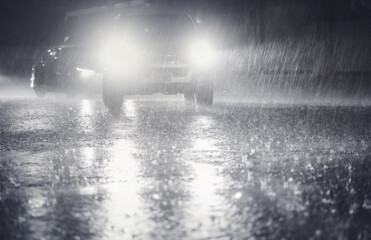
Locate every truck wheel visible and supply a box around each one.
[183,84,195,104]
[195,80,213,106]
[102,75,124,111]
[34,86,47,98]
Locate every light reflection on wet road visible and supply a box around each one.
[0,97,370,239]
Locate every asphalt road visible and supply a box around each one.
[0,96,370,240]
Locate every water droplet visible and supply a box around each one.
[152,193,160,200]
[234,192,242,199]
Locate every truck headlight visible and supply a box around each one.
[188,39,215,68]
[99,36,143,76]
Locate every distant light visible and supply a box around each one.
[76,67,95,78]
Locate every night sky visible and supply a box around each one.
[1,0,371,77]
[0,0,111,46]
[1,0,371,47]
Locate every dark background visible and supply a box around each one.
[0,0,370,100]
[1,0,371,46]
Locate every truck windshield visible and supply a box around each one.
[118,14,196,38]
[63,13,112,45]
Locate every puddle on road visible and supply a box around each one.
[1,100,370,239]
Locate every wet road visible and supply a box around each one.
[0,96,370,240]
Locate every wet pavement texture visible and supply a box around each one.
[0,97,370,240]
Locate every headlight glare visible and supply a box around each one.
[188,39,215,68]
[99,36,143,76]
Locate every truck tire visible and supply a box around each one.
[183,84,195,104]
[102,75,124,111]
[34,86,47,98]
[195,79,213,106]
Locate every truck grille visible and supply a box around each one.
[145,49,187,64]
[143,67,190,82]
